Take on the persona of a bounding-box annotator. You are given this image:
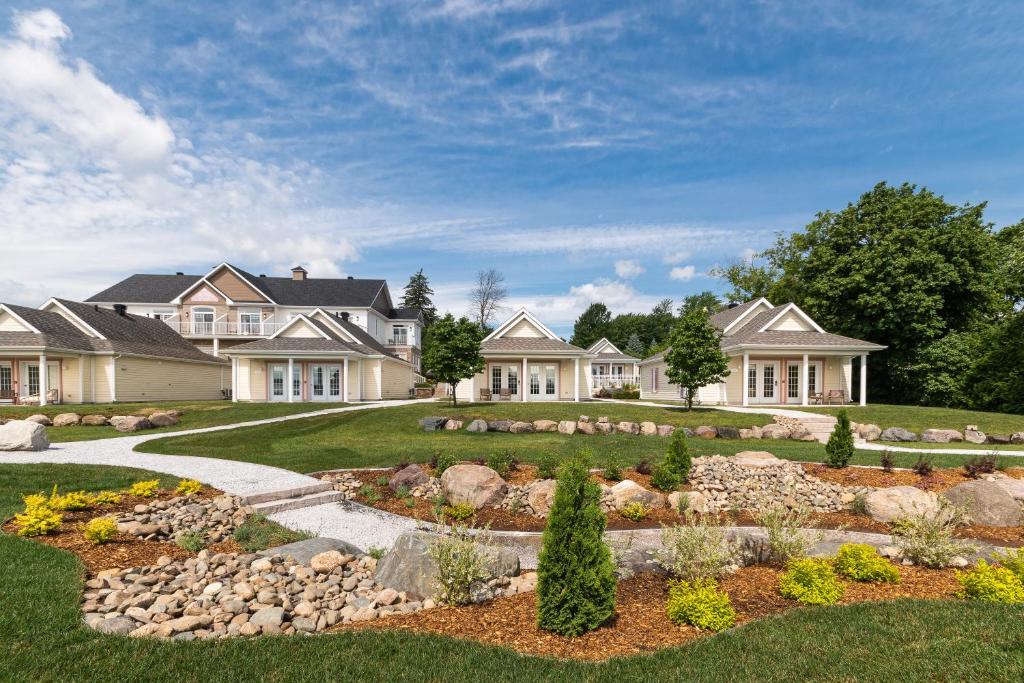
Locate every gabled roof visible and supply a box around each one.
[389,307,424,321]
[710,297,773,334]
[224,310,408,361]
[0,300,226,363]
[480,308,586,355]
[85,274,203,305]
[586,337,639,362]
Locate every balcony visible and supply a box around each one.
[386,337,417,348]
[591,374,640,390]
[162,318,288,338]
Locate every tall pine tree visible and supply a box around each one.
[624,332,645,358]
[400,269,437,327]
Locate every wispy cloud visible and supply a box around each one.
[669,265,697,282]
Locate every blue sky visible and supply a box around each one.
[2,1,1023,334]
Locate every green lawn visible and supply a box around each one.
[799,404,1024,436]
[0,401,346,443]
[2,463,1023,681]
[140,402,1017,473]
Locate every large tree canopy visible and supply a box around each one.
[570,303,612,349]
[421,314,484,405]
[663,309,730,410]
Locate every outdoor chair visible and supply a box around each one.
[809,391,824,405]
[499,388,512,401]
[478,388,492,401]
[825,389,846,405]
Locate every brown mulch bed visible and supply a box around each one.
[805,464,1024,492]
[336,565,962,661]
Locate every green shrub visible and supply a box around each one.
[128,480,160,497]
[536,452,560,480]
[849,492,868,516]
[536,451,617,636]
[359,484,382,503]
[664,430,692,482]
[657,513,739,581]
[394,485,411,499]
[891,501,974,568]
[376,474,390,487]
[232,513,313,552]
[992,547,1024,582]
[175,479,202,496]
[175,530,205,552]
[756,504,823,564]
[956,560,1024,604]
[619,502,648,521]
[779,558,845,605]
[602,457,623,482]
[824,410,854,469]
[427,524,493,605]
[434,452,458,475]
[92,490,122,505]
[833,543,900,583]
[83,517,118,545]
[486,450,517,477]
[650,464,681,492]
[403,497,416,509]
[442,502,476,522]
[665,578,736,632]
[14,505,62,537]
[367,546,386,560]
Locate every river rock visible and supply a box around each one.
[942,480,1022,527]
[0,420,49,451]
[440,464,508,509]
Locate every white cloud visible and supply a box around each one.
[669,265,696,281]
[13,8,70,45]
[740,247,758,262]
[662,250,690,265]
[614,259,644,279]
[422,0,546,21]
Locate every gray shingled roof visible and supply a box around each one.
[0,301,226,363]
[481,337,586,354]
[709,299,765,331]
[224,314,408,362]
[86,265,415,319]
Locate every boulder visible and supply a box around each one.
[716,426,741,440]
[863,486,939,523]
[963,427,986,444]
[857,423,882,441]
[443,419,464,430]
[52,413,81,427]
[390,464,429,492]
[25,414,51,426]
[738,427,762,439]
[148,412,180,428]
[578,415,590,423]
[309,550,347,574]
[418,416,447,432]
[108,416,129,427]
[732,451,782,468]
[596,416,610,424]
[532,420,558,432]
[921,429,963,443]
[656,424,676,437]
[669,490,708,514]
[375,530,520,600]
[986,434,1011,445]
[615,421,639,435]
[526,479,557,516]
[879,427,917,442]
[991,477,1024,503]
[942,481,1022,527]
[509,421,535,434]
[465,419,488,433]
[694,426,717,439]
[760,424,791,440]
[1011,432,1024,445]
[609,479,665,511]
[0,420,49,451]
[81,414,109,426]
[593,421,613,434]
[115,416,153,433]
[576,421,595,435]
[789,427,815,441]
[556,420,577,435]
[639,421,658,436]
[440,464,508,509]
[487,420,513,433]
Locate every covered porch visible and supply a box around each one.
[736,351,869,407]
[230,355,361,403]
[0,352,70,406]
[470,356,589,402]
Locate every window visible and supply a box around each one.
[271,367,285,397]
[329,367,341,397]
[508,366,519,395]
[808,364,818,394]
[192,307,214,335]
[763,364,775,398]
[545,366,556,394]
[391,325,408,345]
[239,310,261,335]
[292,365,302,398]
[27,365,40,396]
[491,366,502,394]
[652,368,659,391]
[151,309,174,321]
[0,363,11,395]
[530,368,540,395]
[788,364,800,399]
[747,365,757,398]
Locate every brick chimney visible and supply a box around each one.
[291,266,308,281]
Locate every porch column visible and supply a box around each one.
[287,358,295,403]
[522,357,527,401]
[573,357,580,402]
[801,353,809,407]
[78,355,85,404]
[231,356,238,402]
[741,351,749,407]
[343,357,350,402]
[859,354,868,407]
[39,353,48,406]
[357,359,363,401]
[212,338,219,357]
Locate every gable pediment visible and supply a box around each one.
[278,318,325,338]
[0,309,32,332]
[208,266,269,303]
[765,309,814,332]
[184,285,223,304]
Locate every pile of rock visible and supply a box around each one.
[687,451,866,514]
[500,479,557,517]
[14,410,181,433]
[319,471,363,499]
[83,549,423,639]
[115,495,251,543]
[865,422,1024,445]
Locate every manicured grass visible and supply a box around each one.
[0,464,180,516]
[232,514,313,553]
[2,464,1023,681]
[140,403,1014,473]
[799,404,1024,436]
[0,401,346,443]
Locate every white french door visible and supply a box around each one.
[785,361,823,403]
[269,364,304,402]
[746,361,780,404]
[18,362,59,400]
[527,364,558,401]
[309,364,342,402]
[0,361,12,401]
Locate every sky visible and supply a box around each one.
[2,1,1023,335]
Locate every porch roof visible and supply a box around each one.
[480,337,586,355]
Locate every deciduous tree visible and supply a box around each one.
[664,309,730,410]
[421,314,484,406]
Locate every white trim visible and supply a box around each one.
[173,278,236,306]
[722,344,883,353]
[110,355,119,402]
[171,262,273,305]
[0,304,42,334]
[860,354,868,407]
[268,314,332,339]
[40,299,108,339]
[90,355,96,403]
[306,309,361,343]
[586,337,623,354]
[756,302,825,334]
[721,297,773,335]
[78,354,84,403]
[484,308,561,342]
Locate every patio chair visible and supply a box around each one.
[478,388,492,401]
[809,391,824,405]
[825,389,846,405]
[499,388,512,401]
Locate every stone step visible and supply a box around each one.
[239,482,335,506]
[251,490,345,515]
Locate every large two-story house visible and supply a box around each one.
[86,263,424,371]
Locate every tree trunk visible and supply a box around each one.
[686,388,694,411]
[450,381,458,406]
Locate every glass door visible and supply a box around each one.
[544,365,557,398]
[192,308,214,335]
[528,365,541,399]
[309,364,342,401]
[269,364,287,401]
[292,364,302,400]
[0,362,12,401]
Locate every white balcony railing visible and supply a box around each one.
[591,374,641,389]
[162,319,288,337]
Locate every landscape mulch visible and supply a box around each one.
[338,565,963,661]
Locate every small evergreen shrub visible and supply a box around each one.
[992,547,1024,582]
[376,475,391,487]
[442,502,476,522]
[14,505,62,537]
[434,452,458,475]
[756,504,823,564]
[633,459,653,476]
[956,560,1024,604]
[880,450,894,473]
[665,578,736,631]
[602,457,623,482]
[650,464,681,492]
[92,491,122,505]
[619,502,648,521]
[486,449,517,477]
[367,546,386,560]
[21,492,48,510]
[891,501,973,568]
[824,410,854,468]
[833,543,900,583]
[849,492,868,516]
[664,430,692,482]
[175,530,205,552]
[536,451,617,636]
[779,558,845,605]
[49,486,93,511]
[536,452,560,480]
[404,497,416,509]
[176,479,202,496]
[128,480,160,498]
[911,455,934,477]
[657,513,739,581]
[427,524,492,605]
[83,517,118,545]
